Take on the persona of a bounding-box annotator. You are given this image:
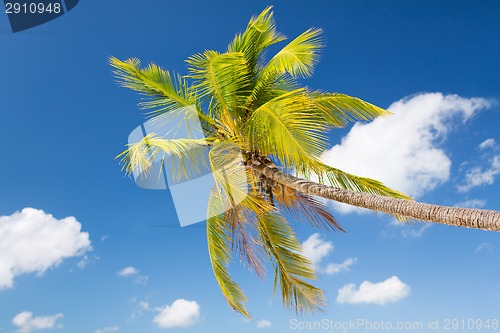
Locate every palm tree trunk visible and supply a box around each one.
[248,158,500,232]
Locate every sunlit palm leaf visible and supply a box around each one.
[310,92,391,127]
[208,146,269,277]
[263,28,323,78]
[228,6,286,74]
[186,51,251,117]
[245,73,299,113]
[209,141,250,206]
[245,89,328,175]
[257,212,325,313]
[317,163,411,200]
[110,57,195,116]
[117,134,209,181]
[319,164,413,221]
[207,189,250,318]
[247,28,322,107]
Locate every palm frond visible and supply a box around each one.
[208,140,272,214]
[317,162,411,200]
[262,28,323,78]
[321,164,413,221]
[109,57,198,118]
[273,184,344,232]
[245,28,322,108]
[117,134,209,181]
[208,149,269,278]
[186,51,251,118]
[226,205,266,278]
[245,89,328,175]
[257,212,325,313]
[207,189,250,318]
[310,92,391,127]
[245,72,299,112]
[228,6,286,74]
[208,141,251,206]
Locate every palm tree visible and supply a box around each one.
[110,7,500,318]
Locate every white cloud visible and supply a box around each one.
[130,300,151,320]
[75,254,99,270]
[95,327,119,333]
[301,234,357,275]
[479,138,496,150]
[257,319,272,328]
[117,266,149,285]
[139,301,151,310]
[337,276,410,305]
[325,258,357,275]
[117,267,138,277]
[458,138,500,192]
[77,255,89,269]
[454,199,487,209]
[153,299,200,329]
[458,155,500,192]
[12,312,63,333]
[301,233,333,265]
[0,208,92,290]
[321,93,492,213]
[475,243,494,253]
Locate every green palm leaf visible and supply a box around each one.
[318,163,411,200]
[228,6,286,74]
[207,189,250,318]
[257,212,325,313]
[186,51,251,117]
[208,141,250,206]
[245,89,328,175]
[246,28,322,107]
[117,134,209,181]
[110,57,194,116]
[263,28,323,78]
[310,91,391,127]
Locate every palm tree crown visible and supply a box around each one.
[110,7,500,318]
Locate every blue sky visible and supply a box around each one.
[1,1,499,332]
